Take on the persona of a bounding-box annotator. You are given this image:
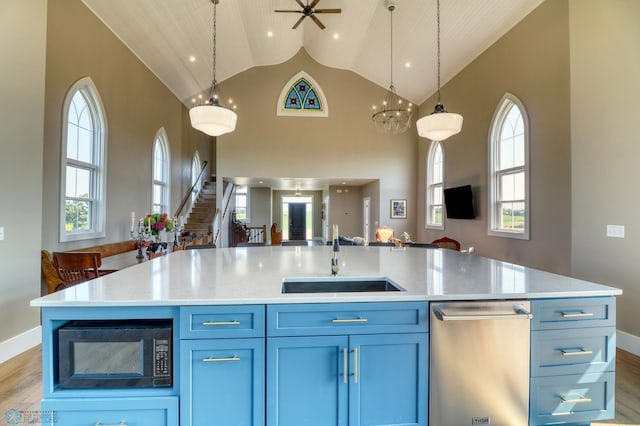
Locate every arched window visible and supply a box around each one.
[152,129,170,213]
[488,93,529,239]
[426,141,444,229]
[60,77,106,242]
[276,71,328,117]
[191,151,201,205]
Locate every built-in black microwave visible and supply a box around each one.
[56,319,172,389]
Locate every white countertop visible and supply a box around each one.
[30,246,622,307]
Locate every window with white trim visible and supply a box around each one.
[235,186,249,222]
[60,77,106,242]
[426,140,444,229]
[152,129,170,213]
[489,93,529,239]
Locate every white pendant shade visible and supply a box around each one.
[416,111,463,141]
[189,104,237,137]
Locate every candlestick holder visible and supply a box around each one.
[130,227,151,260]
[173,221,185,248]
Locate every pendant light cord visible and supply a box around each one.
[436,0,441,104]
[389,5,394,89]
[211,0,218,101]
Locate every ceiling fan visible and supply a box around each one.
[275,0,342,30]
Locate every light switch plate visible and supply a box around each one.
[606,224,625,238]
[0,226,4,241]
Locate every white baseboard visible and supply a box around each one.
[617,329,640,357]
[0,326,42,364]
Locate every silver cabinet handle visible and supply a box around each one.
[202,356,240,362]
[433,305,532,321]
[202,320,241,326]
[560,348,593,356]
[343,348,348,384]
[353,347,359,384]
[561,311,594,318]
[560,395,592,404]
[332,318,368,323]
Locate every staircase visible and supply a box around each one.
[183,180,216,236]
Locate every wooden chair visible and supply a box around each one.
[431,237,461,251]
[52,252,103,289]
[271,223,283,245]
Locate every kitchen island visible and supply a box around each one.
[31,246,622,425]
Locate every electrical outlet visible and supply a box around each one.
[0,226,4,241]
[606,224,625,238]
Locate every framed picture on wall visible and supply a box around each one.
[390,199,407,219]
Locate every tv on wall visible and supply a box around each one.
[443,185,475,219]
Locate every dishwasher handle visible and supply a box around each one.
[433,304,532,321]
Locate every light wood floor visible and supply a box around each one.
[1,346,638,424]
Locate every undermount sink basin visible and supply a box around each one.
[282,277,404,294]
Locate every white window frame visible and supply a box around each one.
[152,128,170,214]
[488,93,530,240]
[425,140,445,230]
[59,77,107,242]
[235,186,250,222]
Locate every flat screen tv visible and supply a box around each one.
[444,185,475,219]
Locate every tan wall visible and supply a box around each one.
[42,0,211,258]
[216,49,418,241]
[569,0,640,338]
[329,186,363,238]
[0,0,47,344]
[416,0,572,274]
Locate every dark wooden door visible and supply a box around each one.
[288,203,306,240]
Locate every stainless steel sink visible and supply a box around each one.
[282,277,403,294]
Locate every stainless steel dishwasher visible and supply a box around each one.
[430,300,532,426]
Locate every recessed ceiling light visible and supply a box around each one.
[405,62,411,68]
[267,31,273,37]
[189,56,196,62]
[333,33,339,40]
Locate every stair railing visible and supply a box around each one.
[174,160,208,219]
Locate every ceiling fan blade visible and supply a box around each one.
[310,14,326,30]
[313,9,341,13]
[274,10,303,13]
[296,0,306,9]
[292,15,307,29]
[309,0,321,8]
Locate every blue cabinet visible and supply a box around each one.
[41,397,178,426]
[529,297,616,425]
[266,302,429,426]
[180,305,265,426]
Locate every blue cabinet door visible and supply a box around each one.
[267,335,349,426]
[349,333,428,426]
[181,338,265,426]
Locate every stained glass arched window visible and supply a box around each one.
[277,71,328,117]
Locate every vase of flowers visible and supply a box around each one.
[143,213,174,242]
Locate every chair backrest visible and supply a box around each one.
[431,237,461,251]
[52,252,102,287]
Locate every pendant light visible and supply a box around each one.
[416,0,462,141]
[189,0,237,137]
[371,0,412,135]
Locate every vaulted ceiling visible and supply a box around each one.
[81,0,544,107]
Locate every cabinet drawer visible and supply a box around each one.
[530,297,615,330]
[42,396,178,426]
[266,302,428,336]
[529,372,615,425]
[531,327,616,377]
[180,305,265,339]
